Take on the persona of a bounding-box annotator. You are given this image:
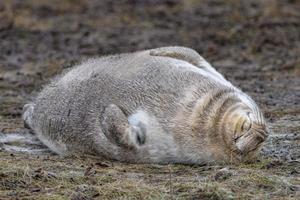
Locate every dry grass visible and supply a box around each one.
[0,151,298,199]
[0,0,299,199]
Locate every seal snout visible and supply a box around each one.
[235,127,268,155]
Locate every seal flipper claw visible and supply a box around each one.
[132,122,146,145]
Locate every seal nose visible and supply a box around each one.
[254,134,265,146]
[236,132,266,155]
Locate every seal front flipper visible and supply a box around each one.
[101,104,146,149]
[149,46,225,80]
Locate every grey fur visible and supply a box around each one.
[23,46,268,164]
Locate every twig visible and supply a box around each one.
[168,164,173,200]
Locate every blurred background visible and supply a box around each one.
[1,0,299,125]
[0,1,299,199]
[0,0,299,142]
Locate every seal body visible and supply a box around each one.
[23,46,268,164]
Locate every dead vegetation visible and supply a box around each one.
[0,0,299,199]
[1,152,298,199]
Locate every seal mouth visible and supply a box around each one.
[234,129,267,156]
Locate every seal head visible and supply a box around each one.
[188,90,268,164]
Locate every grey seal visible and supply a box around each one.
[23,46,268,164]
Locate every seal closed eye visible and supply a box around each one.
[23,46,268,164]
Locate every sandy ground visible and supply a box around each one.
[0,0,299,199]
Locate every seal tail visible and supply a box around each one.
[0,132,52,154]
[22,103,35,131]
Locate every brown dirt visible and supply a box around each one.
[0,0,299,199]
